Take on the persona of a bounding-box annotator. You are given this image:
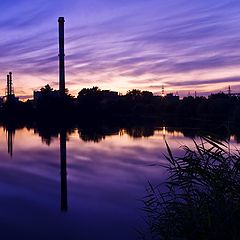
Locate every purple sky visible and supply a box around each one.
[1,0,240,98]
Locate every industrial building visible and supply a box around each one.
[3,72,19,103]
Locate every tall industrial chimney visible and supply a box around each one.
[9,72,13,95]
[58,17,65,97]
[7,74,10,96]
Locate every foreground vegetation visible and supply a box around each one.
[143,137,240,240]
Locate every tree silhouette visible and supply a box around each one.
[40,84,53,94]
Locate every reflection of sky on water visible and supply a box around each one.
[0,126,237,239]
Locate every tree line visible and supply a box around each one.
[1,85,240,123]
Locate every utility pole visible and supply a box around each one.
[228,85,231,96]
[161,85,165,97]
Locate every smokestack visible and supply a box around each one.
[9,72,13,95]
[7,74,10,96]
[58,17,65,97]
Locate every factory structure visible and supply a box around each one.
[1,72,19,103]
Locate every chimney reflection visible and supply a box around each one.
[60,129,68,212]
[5,127,14,158]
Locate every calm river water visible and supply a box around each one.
[0,124,238,240]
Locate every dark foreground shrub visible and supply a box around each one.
[143,137,240,240]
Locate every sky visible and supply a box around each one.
[1,0,240,99]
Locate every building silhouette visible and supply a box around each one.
[4,72,19,103]
[164,93,179,103]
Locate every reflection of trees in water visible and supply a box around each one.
[125,126,154,138]
[31,124,156,144]
[34,124,74,146]
[79,130,105,143]
[78,124,156,142]
[2,120,240,145]
[34,128,58,145]
[78,125,119,142]
[179,123,231,141]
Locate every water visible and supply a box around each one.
[0,125,238,240]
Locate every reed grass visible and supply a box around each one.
[143,136,240,240]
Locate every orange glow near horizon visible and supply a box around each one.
[2,64,240,100]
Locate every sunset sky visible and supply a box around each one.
[1,0,240,99]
